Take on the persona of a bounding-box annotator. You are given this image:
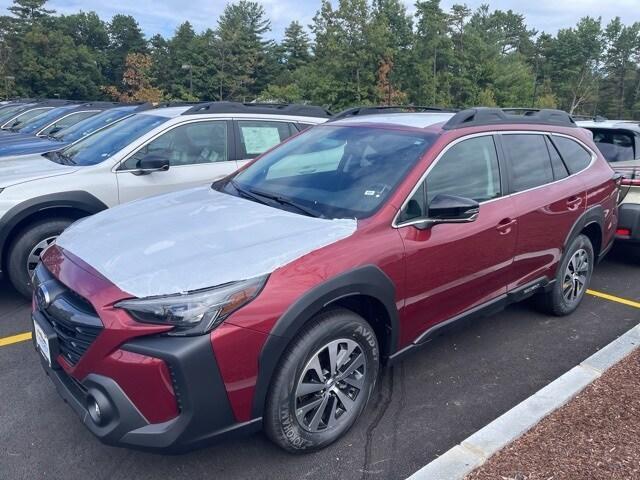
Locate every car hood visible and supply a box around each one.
[0,138,66,157]
[56,187,358,298]
[0,155,79,188]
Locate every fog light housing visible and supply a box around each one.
[86,390,112,426]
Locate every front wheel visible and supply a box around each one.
[264,308,379,453]
[6,218,74,299]
[537,234,594,316]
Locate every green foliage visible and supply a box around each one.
[3,0,640,119]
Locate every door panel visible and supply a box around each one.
[116,120,238,204]
[399,135,517,344]
[501,134,587,289]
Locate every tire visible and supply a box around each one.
[6,218,74,299]
[537,234,594,316]
[264,308,380,453]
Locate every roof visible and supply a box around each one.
[138,106,192,118]
[330,112,455,129]
[576,120,640,132]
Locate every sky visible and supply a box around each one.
[1,0,639,40]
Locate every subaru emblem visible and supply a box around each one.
[36,283,51,309]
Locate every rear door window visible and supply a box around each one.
[237,120,296,159]
[589,129,635,163]
[552,136,593,173]
[502,134,554,192]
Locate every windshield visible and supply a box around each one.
[52,107,135,142]
[15,105,76,134]
[2,107,53,129]
[225,125,435,219]
[58,113,166,166]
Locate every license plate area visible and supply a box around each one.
[33,314,59,369]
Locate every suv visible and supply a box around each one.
[576,118,640,250]
[0,100,78,130]
[0,103,147,158]
[0,102,123,143]
[0,102,330,297]
[32,107,617,453]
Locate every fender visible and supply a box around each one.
[0,191,108,261]
[251,265,399,418]
[563,205,605,256]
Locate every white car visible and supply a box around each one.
[577,118,640,254]
[0,102,330,296]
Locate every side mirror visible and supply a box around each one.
[132,154,170,176]
[428,194,480,223]
[408,194,479,230]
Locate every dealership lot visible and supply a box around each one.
[0,246,638,480]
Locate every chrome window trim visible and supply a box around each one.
[392,130,597,229]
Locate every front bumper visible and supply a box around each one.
[35,324,261,453]
[616,203,640,243]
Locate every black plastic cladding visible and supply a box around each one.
[443,107,577,130]
[181,101,332,118]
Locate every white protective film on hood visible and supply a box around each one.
[56,186,357,298]
[0,155,78,188]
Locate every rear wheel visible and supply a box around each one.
[264,308,379,453]
[7,218,74,299]
[537,234,594,316]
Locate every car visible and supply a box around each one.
[0,103,148,158]
[0,99,79,130]
[0,101,123,143]
[0,101,330,297]
[31,106,618,454]
[576,118,640,251]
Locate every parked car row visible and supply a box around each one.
[0,100,331,296]
[26,104,623,454]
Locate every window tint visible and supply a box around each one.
[587,129,631,163]
[553,136,592,173]
[39,111,97,135]
[53,108,134,142]
[502,134,553,192]
[545,136,569,180]
[237,120,293,159]
[124,121,228,169]
[426,136,501,203]
[3,107,52,128]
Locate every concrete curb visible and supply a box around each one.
[407,323,640,480]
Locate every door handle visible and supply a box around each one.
[566,196,583,210]
[496,218,517,235]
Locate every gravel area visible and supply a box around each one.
[466,347,640,480]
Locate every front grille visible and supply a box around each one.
[34,264,103,366]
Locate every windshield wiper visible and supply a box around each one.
[247,187,325,218]
[46,134,63,142]
[230,180,271,207]
[54,151,76,165]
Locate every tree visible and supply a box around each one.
[106,14,147,85]
[602,18,640,117]
[282,21,310,71]
[104,52,164,102]
[8,0,53,24]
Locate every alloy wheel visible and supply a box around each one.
[294,338,368,433]
[562,248,589,303]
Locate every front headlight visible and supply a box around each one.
[115,275,268,336]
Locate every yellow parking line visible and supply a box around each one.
[587,289,640,309]
[0,331,32,347]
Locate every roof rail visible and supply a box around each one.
[443,107,577,130]
[332,105,457,121]
[182,101,332,119]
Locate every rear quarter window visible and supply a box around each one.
[552,136,593,173]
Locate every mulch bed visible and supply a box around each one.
[466,348,640,480]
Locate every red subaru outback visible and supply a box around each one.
[32,107,619,453]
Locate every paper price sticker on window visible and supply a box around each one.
[241,127,282,155]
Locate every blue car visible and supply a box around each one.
[0,104,148,158]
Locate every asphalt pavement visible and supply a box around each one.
[0,246,638,480]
